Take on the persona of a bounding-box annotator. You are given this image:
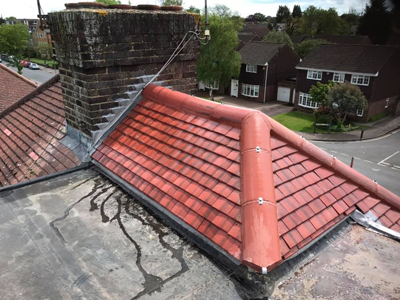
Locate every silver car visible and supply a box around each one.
[29,63,40,70]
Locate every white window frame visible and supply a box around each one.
[241,84,260,98]
[333,72,345,83]
[205,80,219,90]
[298,92,319,109]
[307,70,322,80]
[246,64,257,73]
[351,74,370,86]
[356,109,364,117]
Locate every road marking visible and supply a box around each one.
[340,153,349,157]
[364,160,374,164]
[331,150,338,153]
[394,165,400,169]
[378,151,399,166]
[391,167,400,172]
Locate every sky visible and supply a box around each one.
[1,0,366,20]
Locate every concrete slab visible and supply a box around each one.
[0,169,241,300]
[270,224,400,300]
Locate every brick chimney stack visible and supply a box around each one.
[48,8,200,147]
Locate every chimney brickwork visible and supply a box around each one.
[48,9,200,145]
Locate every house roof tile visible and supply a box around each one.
[239,42,286,65]
[0,64,37,113]
[297,44,400,74]
[92,84,400,273]
[0,75,80,186]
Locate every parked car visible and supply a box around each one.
[29,63,40,70]
[0,58,2,63]
[20,60,27,66]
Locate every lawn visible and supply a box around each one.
[24,57,58,68]
[272,111,328,133]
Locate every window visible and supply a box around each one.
[356,109,364,117]
[351,75,370,86]
[205,81,219,90]
[298,92,319,109]
[246,64,257,73]
[307,70,322,80]
[385,98,389,109]
[241,84,259,98]
[333,72,345,83]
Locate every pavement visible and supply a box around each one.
[2,60,58,85]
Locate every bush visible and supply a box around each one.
[314,107,333,124]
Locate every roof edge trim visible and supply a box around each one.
[0,74,60,119]
[267,117,400,211]
[0,63,38,88]
[142,84,253,124]
[240,111,281,272]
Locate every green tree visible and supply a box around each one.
[160,0,183,6]
[253,13,267,22]
[312,82,368,124]
[358,0,392,44]
[197,14,242,98]
[210,4,232,18]
[0,17,5,26]
[0,23,30,74]
[35,43,53,64]
[95,0,121,4]
[186,6,200,14]
[292,5,302,18]
[276,5,290,23]
[263,30,293,48]
[285,16,302,35]
[5,16,17,21]
[300,6,341,35]
[294,39,330,58]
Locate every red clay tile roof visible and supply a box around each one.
[0,75,81,186]
[0,63,37,113]
[92,85,400,273]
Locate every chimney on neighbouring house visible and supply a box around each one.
[48,6,200,147]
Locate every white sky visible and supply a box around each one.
[1,0,365,20]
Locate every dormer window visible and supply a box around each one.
[246,64,257,73]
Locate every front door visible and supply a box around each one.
[231,79,239,97]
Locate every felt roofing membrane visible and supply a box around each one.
[0,76,81,186]
[92,84,400,273]
[0,63,37,113]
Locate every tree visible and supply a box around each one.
[292,5,302,18]
[209,5,233,18]
[197,14,242,98]
[285,16,301,35]
[0,17,5,26]
[35,43,53,64]
[263,30,293,48]
[0,23,30,74]
[300,6,341,35]
[358,0,392,44]
[160,0,183,6]
[186,6,200,14]
[311,82,368,125]
[294,39,329,58]
[253,13,267,22]
[95,0,121,4]
[276,5,290,23]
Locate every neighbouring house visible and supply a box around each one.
[294,44,400,121]
[241,23,270,39]
[6,18,38,33]
[32,19,53,46]
[290,35,372,45]
[0,63,37,113]
[238,32,262,50]
[234,42,300,103]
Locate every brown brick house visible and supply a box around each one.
[294,44,400,121]
[32,20,52,46]
[233,42,300,103]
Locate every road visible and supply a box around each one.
[3,61,55,84]
[312,129,400,196]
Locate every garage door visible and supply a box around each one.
[277,87,290,103]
